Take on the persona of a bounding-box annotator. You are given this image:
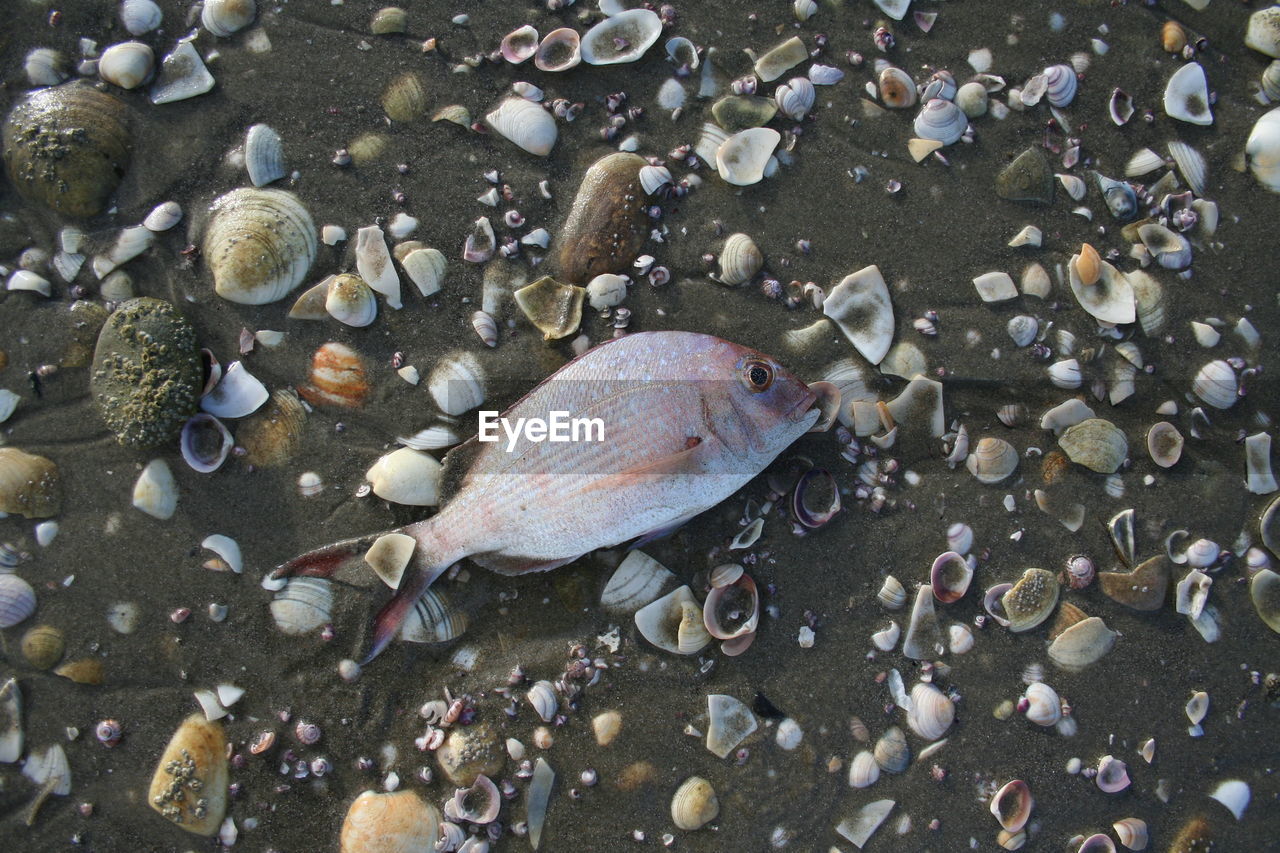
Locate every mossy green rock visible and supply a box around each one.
[90,297,201,448]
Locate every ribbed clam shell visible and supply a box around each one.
[1192,359,1237,409]
[1048,615,1117,670]
[873,726,909,773]
[367,447,441,506]
[202,0,257,37]
[638,164,673,195]
[1042,64,1077,107]
[203,188,316,305]
[877,575,907,609]
[715,127,780,186]
[340,791,441,853]
[906,683,955,741]
[878,67,917,108]
[238,389,306,466]
[382,72,427,122]
[270,577,332,635]
[670,776,719,831]
[913,98,967,145]
[949,623,975,654]
[848,750,880,788]
[526,680,558,722]
[143,200,183,232]
[244,123,286,187]
[428,352,485,415]
[180,413,233,473]
[21,624,65,670]
[775,77,816,121]
[121,0,163,35]
[324,274,377,327]
[397,424,460,451]
[401,589,468,644]
[1058,418,1128,474]
[716,233,763,285]
[966,437,1018,484]
[485,97,557,156]
[534,27,581,72]
[1246,107,1280,192]
[25,48,68,87]
[99,42,153,90]
[580,9,662,65]
[1164,61,1213,125]
[601,550,676,614]
[1167,140,1207,197]
[399,247,446,297]
[1048,358,1082,389]
[500,25,539,64]
[1125,147,1165,178]
[1006,315,1038,347]
[0,574,37,629]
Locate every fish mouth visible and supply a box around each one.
[798,381,840,433]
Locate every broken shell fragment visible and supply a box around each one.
[823,265,894,365]
[754,36,808,83]
[1096,755,1130,793]
[600,550,676,614]
[706,694,756,759]
[1113,817,1148,851]
[1099,556,1170,611]
[514,276,585,341]
[1163,61,1213,126]
[132,458,177,520]
[716,127,781,186]
[148,714,228,835]
[634,586,709,655]
[901,584,942,659]
[1208,779,1251,821]
[0,448,62,518]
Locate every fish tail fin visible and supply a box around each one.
[361,518,458,665]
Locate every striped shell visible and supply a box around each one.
[121,0,163,35]
[0,574,37,629]
[471,310,498,347]
[340,791,441,853]
[299,342,370,409]
[913,98,967,145]
[202,188,316,305]
[202,0,256,37]
[399,247,446,297]
[245,123,285,187]
[400,589,468,643]
[99,42,154,90]
[269,577,333,635]
[670,776,719,831]
[238,390,306,467]
[1192,359,1237,409]
[485,97,557,156]
[428,353,485,416]
[1043,64,1077,107]
[775,77,816,121]
[966,437,1018,484]
[716,233,763,285]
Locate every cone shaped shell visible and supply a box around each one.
[148,714,228,836]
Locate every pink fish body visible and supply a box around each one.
[273,331,833,660]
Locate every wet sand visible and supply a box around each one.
[1,0,1279,851]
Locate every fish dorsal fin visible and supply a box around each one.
[438,436,486,506]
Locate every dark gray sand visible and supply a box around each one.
[1,0,1279,850]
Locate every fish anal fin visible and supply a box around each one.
[470,553,580,576]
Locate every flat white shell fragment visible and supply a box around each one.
[132,458,177,520]
[837,799,895,849]
[823,265,895,365]
[202,534,243,573]
[201,361,269,418]
[973,271,1018,303]
[715,127,780,186]
[705,694,757,758]
[150,40,215,105]
[1163,62,1213,125]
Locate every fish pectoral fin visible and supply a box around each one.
[568,436,705,498]
[629,506,708,549]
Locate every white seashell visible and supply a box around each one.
[1069,257,1135,325]
[1022,681,1061,726]
[150,39,214,104]
[0,575,37,630]
[948,623,974,654]
[1059,418,1128,474]
[670,776,719,831]
[521,228,551,248]
[1190,321,1220,348]
[355,225,402,309]
[638,164,673,196]
[1057,172,1087,201]
[877,576,907,610]
[873,726,910,773]
[121,0,162,35]
[325,274,378,328]
[471,310,498,347]
[973,271,1017,303]
[809,64,844,86]
[968,47,993,73]
[534,27,581,73]
[1208,779,1250,821]
[1246,432,1278,495]
[203,188,316,304]
[1006,315,1038,347]
[269,577,332,635]
[705,694,757,758]
[775,718,802,751]
[1042,64,1077,107]
[0,390,18,424]
[1192,360,1237,410]
[871,621,900,651]
[321,224,346,246]
[202,534,243,574]
[485,97,557,156]
[848,750,880,788]
[901,584,942,660]
[1163,62,1213,126]
[601,550,676,613]
[132,458,177,520]
[397,425,461,450]
[201,361,268,418]
[25,48,68,87]
[656,78,685,111]
[715,233,763,286]
[913,98,968,145]
[694,122,731,173]
[873,0,910,19]
[400,247,446,297]
[1125,147,1166,178]
[634,586,709,655]
[776,77,816,121]
[1007,225,1041,248]
[1048,359,1082,390]
[580,9,662,65]
[526,681,558,722]
[1176,570,1213,621]
[1245,107,1280,192]
[793,0,818,21]
[907,683,955,741]
[366,448,442,507]
[143,200,183,232]
[98,42,153,89]
[7,270,51,297]
[23,744,70,796]
[824,265,894,365]
[586,273,629,310]
[1247,7,1280,57]
[244,123,285,187]
[665,35,698,69]
[92,225,155,279]
[1167,140,1206,197]
[427,352,485,415]
[1183,538,1220,569]
[715,127,781,186]
[966,437,1018,484]
[202,0,257,37]
[0,677,21,761]
[1020,262,1052,299]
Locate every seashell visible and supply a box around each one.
[775,77,816,121]
[871,620,900,651]
[1058,418,1127,474]
[269,577,332,635]
[587,273,630,311]
[202,188,316,305]
[202,0,256,37]
[638,164,673,196]
[451,775,500,826]
[874,726,910,774]
[238,389,306,467]
[634,586,709,655]
[514,276,584,340]
[1079,834,1117,853]
[121,0,163,35]
[1096,755,1129,793]
[324,274,378,327]
[1100,555,1169,611]
[849,750,880,788]
[1047,358,1082,390]
[714,233,763,286]
[180,413,233,473]
[1192,359,1237,410]
[1020,262,1052,299]
[132,458,177,520]
[1001,568,1060,633]
[1111,820,1149,852]
[990,780,1033,833]
[973,270,1017,303]
[945,623,973,654]
[380,72,427,123]
[7,269,50,297]
[901,584,942,660]
[1263,60,1280,102]
[1248,107,1280,193]
[1146,421,1183,468]
[534,27,581,72]
[966,437,1018,484]
[913,98,968,145]
[470,310,498,348]
[340,790,441,853]
[3,83,132,219]
[526,681,558,722]
[366,447,441,506]
[1125,269,1166,336]
[300,342,370,409]
[0,448,62,519]
[809,63,844,86]
[1163,62,1213,125]
[99,42,154,90]
[144,200,183,232]
[823,265,894,365]
[703,573,759,641]
[243,123,285,187]
[706,694,757,758]
[1246,432,1278,495]
[601,550,676,613]
[148,714,228,835]
[500,25,540,65]
[581,9,662,65]
[1006,315,1038,348]
[671,776,718,831]
[1108,87,1134,126]
[555,152,649,282]
[485,97,556,157]
[150,40,215,105]
[1041,64,1077,107]
[369,6,407,34]
[1125,147,1165,178]
[666,36,699,70]
[906,683,955,741]
[400,247,446,298]
[1167,140,1206,198]
[355,225,401,308]
[91,224,155,279]
[716,127,781,186]
[754,36,808,83]
[1247,6,1280,57]
[954,80,988,118]
[656,78,686,111]
[22,624,65,670]
[945,523,974,556]
[878,576,907,609]
[0,574,37,630]
[200,360,268,419]
[54,657,104,685]
[930,551,974,603]
[1183,538,1220,570]
[878,67,918,109]
[436,722,504,787]
[26,47,69,88]
[1007,226,1041,249]
[1021,681,1061,726]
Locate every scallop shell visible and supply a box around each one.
[878,67,918,109]
[1058,418,1128,474]
[485,97,557,156]
[99,41,154,90]
[1042,64,1077,107]
[0,448,62,519]
[21,624,65,670]
[873,726,909,773]
[534,28,581,72]
[300,342,370,409]
[671,776,719,831]
[913,98,967,145]
[202,0,256,37]
[1147,421,1183,468]
[556,152,649,283]
[1001,568,1060,633]
[776,77,816,121]
[132,458,178,520]
[121,0,163,35]
[202,188,316,305]
[1163,61,1213,126]
[581,9,662,65]
[0,574,37,630]
[148,714,228,836]
[715,127,781,186]
[340,790,441,853]
[366,447,442,507]
[400,247,446,297]
[1246,107,1280,192]
[715,233,763,286]
[3,83,132,218]
[906,683,955,741]
[1192,359,1237,410]
[966,437,1018,484]
[325,274,378,327]
[990,780,1033,833]
[269,577,333,635]
[238,389,306,467]
[823,265,894,365]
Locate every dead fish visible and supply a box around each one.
[272,331,838,662]
[556,152,652,283]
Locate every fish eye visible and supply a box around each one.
[742,359,774,393]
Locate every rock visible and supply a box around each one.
[436,721,505,787]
